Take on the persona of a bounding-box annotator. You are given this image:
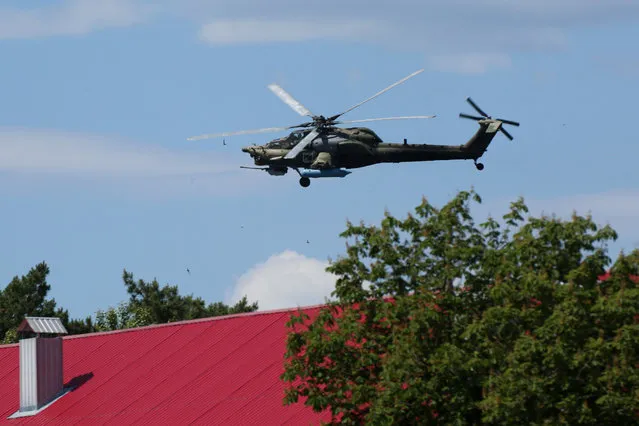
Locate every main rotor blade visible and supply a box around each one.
[331,69,424,120]
[496,118,520,126]
[267,84,314,117]
[500,127,514,140]
[336,115,436,124]
[459,113,484,121]
[284,128,318,160]
[466,97,489,118]
[187,125,300,141]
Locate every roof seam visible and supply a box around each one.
[138,312,290,418]
[0,365,18,384]
[101,315,260,423]
[104,319,222,422]
[46,324,187,423]
[197,343,286,424]
[62,336,115,379]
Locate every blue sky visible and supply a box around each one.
[1,0,638,319]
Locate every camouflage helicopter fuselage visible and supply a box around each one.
[241,119,504,177]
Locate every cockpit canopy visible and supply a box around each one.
[265,130,311,149]
[263,126,383,149]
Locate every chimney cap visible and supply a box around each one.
[17,317,68,335]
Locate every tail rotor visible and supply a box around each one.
[459,97,520,140]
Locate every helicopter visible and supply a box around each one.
[187,69,519,188]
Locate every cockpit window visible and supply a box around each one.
[266,130,310,148]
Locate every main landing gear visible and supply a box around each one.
[299,177,311,187]
[293,168,311,187]
[474,160,484,171]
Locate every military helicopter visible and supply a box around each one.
[187,69,519,188]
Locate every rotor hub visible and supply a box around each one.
[187,68,436,153]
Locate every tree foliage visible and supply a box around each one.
[0,262,93,343]
[83,270,260,332]
[1,263,259,340]
[281,189,639,425]
[122,269,258,325]
[95,301,154,332]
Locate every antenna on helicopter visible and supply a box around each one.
[459,97,520,140]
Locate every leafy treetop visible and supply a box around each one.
[95,269,259,331]
[1,265,259,340]
[0,262,93,343]
[281,189,639,425]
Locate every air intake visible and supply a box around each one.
[14,317,68,415]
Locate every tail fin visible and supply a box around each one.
[462,120,502,157]
[459,97,519,157]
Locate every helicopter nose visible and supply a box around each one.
[241,146,251,153]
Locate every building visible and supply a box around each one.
[1,270,634,424]
[0,305,331,425]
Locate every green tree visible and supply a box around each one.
[0,262,92,342]
[281,190,639,425]
[1,328,17,345]
[120,269,258,325]
[65,316,95,335]
[95,301,153,331]
[0,263,260,341]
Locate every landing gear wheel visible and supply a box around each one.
[299,177,311,187]
[475,162,484,171]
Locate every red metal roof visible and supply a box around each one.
[0,305,331,425]
[597,271,639,283]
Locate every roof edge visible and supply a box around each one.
[0,301,331,349]
[61,301,331,340]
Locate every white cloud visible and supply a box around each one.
[3,1,638,75]
[0,127,274,196]
[525,189,639,229]
[187,0,639,73]
[427,53,512,74]
[0,0,153,39]
[198,18,379,45]
[0,127,232,177]
[228,250,338,310]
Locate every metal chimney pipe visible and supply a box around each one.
[16,317,68,413]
